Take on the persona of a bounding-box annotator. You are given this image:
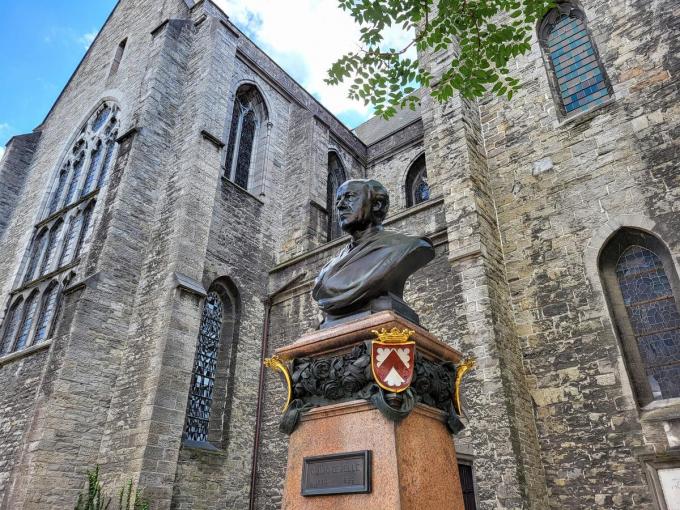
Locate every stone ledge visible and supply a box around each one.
[174,273,207,297]
[0,340,52,367]
[640,398,680,423]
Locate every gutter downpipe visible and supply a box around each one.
[248,272,306,510]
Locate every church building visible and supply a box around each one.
[0,0,678,508]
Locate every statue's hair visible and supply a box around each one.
[342,179,390,223]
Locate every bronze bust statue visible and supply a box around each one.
[312,179,435,329]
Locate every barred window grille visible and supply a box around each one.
[405,154,430,207]
[0,101,119,357]
[458,463,477,510]
[184,291,224,442]
[326,152,347,241]
[540,4,612,116]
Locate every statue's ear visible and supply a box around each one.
[372,199,384,212]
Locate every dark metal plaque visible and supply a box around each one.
[301,450,371,496]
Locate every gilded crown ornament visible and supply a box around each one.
[370,327,415,344]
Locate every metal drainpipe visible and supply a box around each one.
[248,273,306,510]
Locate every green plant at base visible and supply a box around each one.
[74,466,111,510]
[74,467,150,510]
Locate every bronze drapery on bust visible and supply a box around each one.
[312,179,434,329]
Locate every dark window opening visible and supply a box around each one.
[326,152,347,241]
[109,38,127,77]
[458,462,477,510]
[405,154,430,207]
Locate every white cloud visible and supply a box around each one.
[77,31,97,50]
[214,0,413,127]
[0,146,5,162]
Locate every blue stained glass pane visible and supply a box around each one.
[33,285,60,344]
[92,105,111,132]
[628,299,680,336]
[547,13,611,116]
[638,330,680,366]
[64,155,85,205]
[615,244,680,400]
[14,293,39,351]
[184,291,224,442]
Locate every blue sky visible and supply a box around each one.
[0,0,409,158]
[0,0,116,152]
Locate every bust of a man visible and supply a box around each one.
[312,179,434,329]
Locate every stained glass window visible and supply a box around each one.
[96,138,117,189]
[24,230,48,284]
[73,205,93,260]
[59,214,82,268]
[184,291,224,442]
[406,154,430,207]
[616,246,680,401]
[541,5,612,116]
[14,291,39,351]
[48,167,69,216]
[33,283,59,344]
[64,153,85,206]
[1,101,120,357]
[1,298,23,354]
[39,221,64,277]
[224,86,267,192]
[81,142,103,197]
[327,153,347,241]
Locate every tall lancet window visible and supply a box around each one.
[405,154,430,207]
[185,291,223,443]
[0,100,119,357]
[184,280,240,446]
[539,4,612,117]
[600,229,680,406]
[326,152,347,241]
[224,85,268,191]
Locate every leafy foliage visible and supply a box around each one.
[74,467,150,510]
[326,0,555,118]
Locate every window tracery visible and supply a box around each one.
[0,101,119,357]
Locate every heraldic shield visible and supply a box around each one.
[370,328,416,393]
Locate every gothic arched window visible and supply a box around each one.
[14,290,39,351]
[224,85,268,191]
[23,229,49,284]
[539,4,612,117]
[184,280,240,446]
[39,220,64,277]
[405,154,430,207]
[33,282,60,345]
[0,100,119,358]
[327,152,347,241]
[600,229,680,406]
[0,298,23,354]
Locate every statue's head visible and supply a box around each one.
[335,179,390,234]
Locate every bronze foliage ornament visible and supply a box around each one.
[265,341,466,435]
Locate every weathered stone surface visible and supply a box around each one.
[0,0,677,509]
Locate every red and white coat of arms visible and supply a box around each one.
[370,328,416,393]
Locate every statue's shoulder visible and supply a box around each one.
[380,229,434,250]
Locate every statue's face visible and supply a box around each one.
[335,181,373,233]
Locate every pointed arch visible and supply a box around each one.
[538,3,613,117]
[0,297,24,354]
[599,228,680,406]
[33,281,60,344]
[184,277,241,447]
[23,228,49,284]
[14,290,40,351]
[326,151,347,241]
[405,153,430,207]
[224,84,269,191]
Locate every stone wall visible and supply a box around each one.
[478,0,679,508]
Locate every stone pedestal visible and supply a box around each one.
[276,311,466,510]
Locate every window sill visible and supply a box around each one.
[11,259,80,295]
[181,440,227,456]
[0,339,52,367]
[35,189,100,229]
[557,98,616,129]
[220,176,264,205]
[640,398,680,423]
